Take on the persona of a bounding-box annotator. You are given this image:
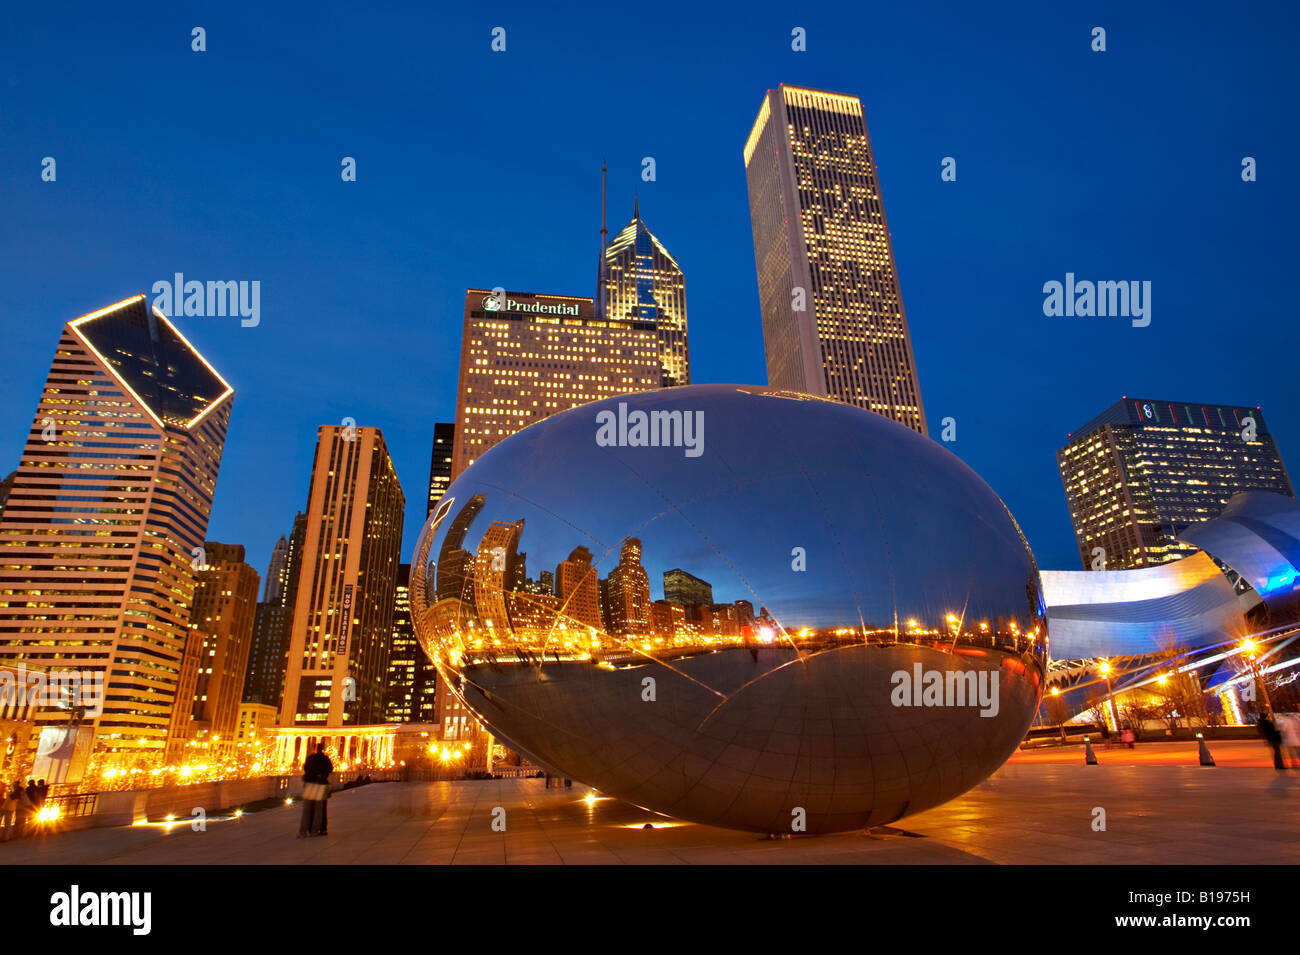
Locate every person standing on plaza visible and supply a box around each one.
[298,743,333,837]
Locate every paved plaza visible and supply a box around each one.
[4,744,1299,865]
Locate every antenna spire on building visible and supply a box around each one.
[597,158,609,319]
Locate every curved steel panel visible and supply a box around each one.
[412,385,1046,833]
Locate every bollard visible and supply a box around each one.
[1197,733,1215,767]
[1085,737,1099,765]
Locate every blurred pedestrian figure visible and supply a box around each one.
[1276,712,1300,768]
[1258,713,1285,770]
[12,780,35,838]
[36,779,48,805]
[298,743,333,837]
[25,779,40,809]
[1121,724,1135,749]
[0,781,13,841]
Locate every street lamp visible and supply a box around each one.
[1239,639,1273,716]
[1097,659,1118,731]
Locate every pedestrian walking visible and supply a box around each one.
[1276,712,1300,768]
[298,743,333,837]
[1121,724,1136,749]
[12,780,35,838]
[1258,713,1285,770]
[0,781,12,842]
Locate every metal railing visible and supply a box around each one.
[45,792,99,818]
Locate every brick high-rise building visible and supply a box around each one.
[556,546,602,630]
[279,426,405,727]
[0,294,232,760]
[1058,398,1294,569]
[744,85,926,434]
[168,542,260,756]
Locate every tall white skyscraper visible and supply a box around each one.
[744,84,927,434]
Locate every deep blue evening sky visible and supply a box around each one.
[2,1,1297,579]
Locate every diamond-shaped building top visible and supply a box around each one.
[69,295,233,428]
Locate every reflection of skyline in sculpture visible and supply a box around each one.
[426,490,1043,659]
[412,385,1047,833]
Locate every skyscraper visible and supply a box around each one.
[744,85,927,434]
[1057,398,1294,569]
[663,568,713,609]
[602,200,690,387]
[0,294,233,760]
[426,422,455,518]
[263,534,291,603]
[244,512,306,710]
[168,542,260,756]
[279,426,405,726]
[383,564,436,723]
[556,546,602,630]
[451,289,660,478]
[605,537,651,637]
[472,519,525,633]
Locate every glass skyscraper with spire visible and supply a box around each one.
[600,198,690,388]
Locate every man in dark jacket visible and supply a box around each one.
[298,744,334,837]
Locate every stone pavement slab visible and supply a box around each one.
[3,761,1298,865]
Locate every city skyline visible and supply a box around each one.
[3,5,1297,578]
[0,3,1298,895]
